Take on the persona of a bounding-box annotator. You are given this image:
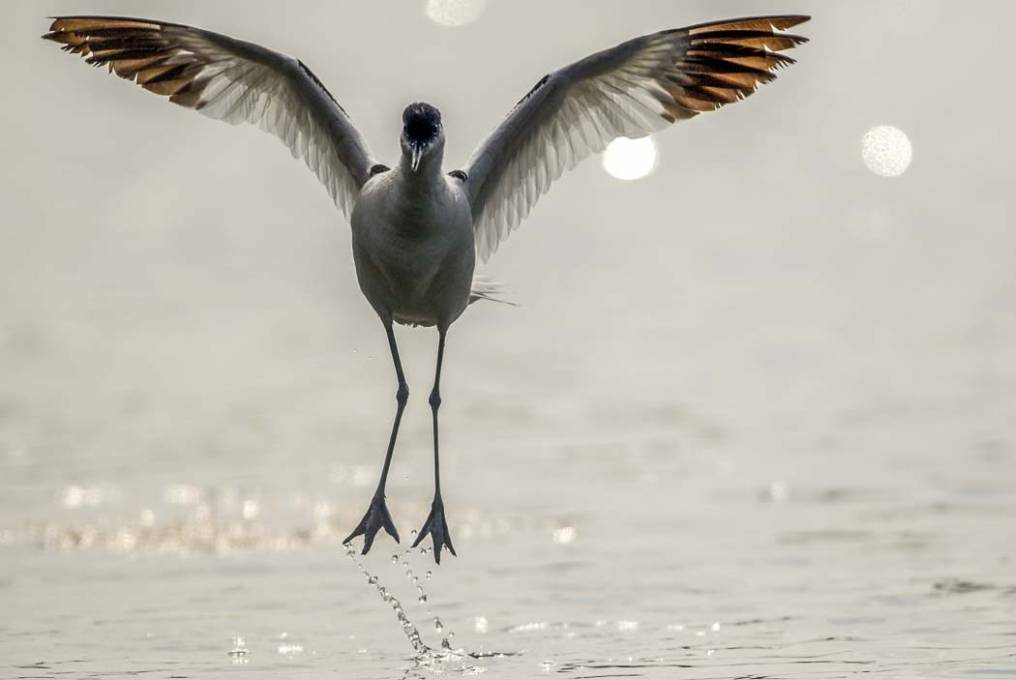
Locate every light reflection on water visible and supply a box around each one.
[2,451,1015,678]
[3,325,1016,680]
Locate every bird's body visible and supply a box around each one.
[352,160,474,329]
[43,12,810,563]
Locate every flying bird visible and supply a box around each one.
[43,12,809,564]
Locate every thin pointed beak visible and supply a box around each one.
[410,143,424,172]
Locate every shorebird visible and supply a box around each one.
[44,13,809,563]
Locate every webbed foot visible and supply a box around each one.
[344,494,399,555]
[412,496,456,564]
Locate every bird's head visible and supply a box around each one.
[400,102,444,173]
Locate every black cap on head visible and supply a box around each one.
[403,102,441,145]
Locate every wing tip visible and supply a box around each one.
[44,16,166,38]
[682,14,812,36]
[771,14,811,29]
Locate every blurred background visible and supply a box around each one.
[2,1,1015,678]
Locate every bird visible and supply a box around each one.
[43,12,809,564]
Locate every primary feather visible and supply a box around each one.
[463,15,809,262]
[43,16,377,218]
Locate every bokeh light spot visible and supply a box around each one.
[862,125,913,177]
[601,136,658,181]
[424,0,487,27]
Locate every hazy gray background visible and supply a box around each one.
[2,1,1015,678]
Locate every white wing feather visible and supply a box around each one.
[463,15,810,262]
[45,16,376,219]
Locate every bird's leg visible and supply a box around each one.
[412,328,456,564]
[344,323,406,554]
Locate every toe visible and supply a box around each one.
[361,527,378,555]
[411,513,433,549]
[382,509,400,543]
[441,516,456,556]
[343,520,365,546]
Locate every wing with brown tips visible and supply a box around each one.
[463,15,809,261]
[43,16,376,218]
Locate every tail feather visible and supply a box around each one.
[469,276,515,306]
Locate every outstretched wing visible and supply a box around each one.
[43,16,376,218]
[463,15,809,261]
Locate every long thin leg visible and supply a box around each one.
[413,328,456,563]
[378,323,409,494]
[344,322,407,554]
[431,329,445,495]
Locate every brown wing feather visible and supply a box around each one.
[42,15,377,216]
[43,17,214,108]
[465,14,809,260]
[661,15,809,121]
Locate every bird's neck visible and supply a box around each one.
[398,148,444,187]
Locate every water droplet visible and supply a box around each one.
[425,570,432,580]
[418,594,428,604]
[434,617,444,633]
[391,554,399,564]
